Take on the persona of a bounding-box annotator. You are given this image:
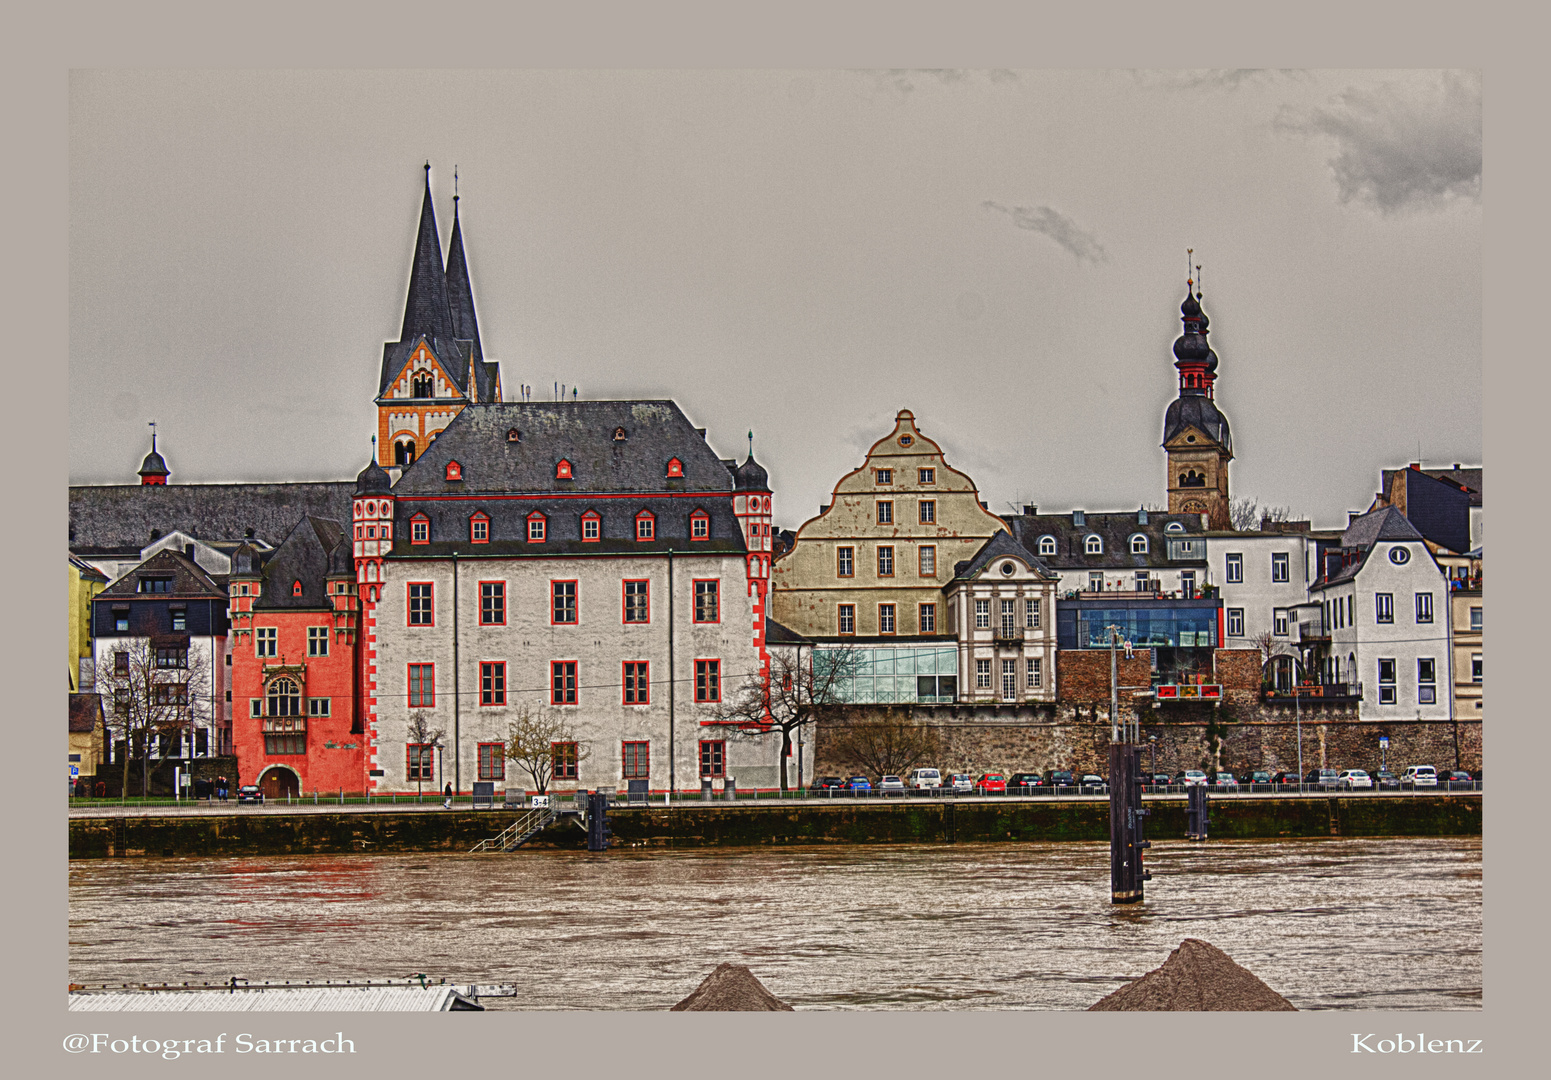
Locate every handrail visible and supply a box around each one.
[470,807,555,853]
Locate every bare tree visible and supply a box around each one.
[505,704,590,794]
[1230,497,1294,531]
[827,707,941,780]
[96,638,211,802]
[713,644,861,791]
[404,713,445,798]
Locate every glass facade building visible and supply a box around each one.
[816,644,959,704]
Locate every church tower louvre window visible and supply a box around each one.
[1162,265,1234,530]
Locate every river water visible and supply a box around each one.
[69,838,1480,1011]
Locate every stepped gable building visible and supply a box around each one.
[376,166,503,468]
[1163,285,1234,530]
[357,400,783,794]
[228,516,363,798]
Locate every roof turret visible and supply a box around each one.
[355,455,392,495]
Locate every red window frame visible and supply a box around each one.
[551,580,578,624]
[410,513,430,545]
[581,511,601,542]
[690,510,710,540]
[479,581,506,626]
[623,579,651,624]
[693,579,721,624]
[623,740,650,779]
[407,582,435,626]
[695,659,721,703]
[666,457,683,478]
[527,513,547,543]
[407,743,436,781]
[555,459,573,480]
[408,663,435,707]
[469,513,489,543]
[623,660,650,705]
[480,661,506,706]
[635,511,655,541]
[699,739,725,778]
[478,742,505,780]
[552,741,578,779]
[445,460,462,481]
[551,661,578,705]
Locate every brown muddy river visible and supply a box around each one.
[69,838,1480,1010]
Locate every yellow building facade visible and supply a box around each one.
[69,555,107,692]
[770,410,1009,639]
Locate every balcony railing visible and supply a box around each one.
[1263,682,1363,701]
[994,626,1024,643]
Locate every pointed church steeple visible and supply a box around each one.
[1162,265,1233,529]
[445,187,483,367]
[399,163,456,346]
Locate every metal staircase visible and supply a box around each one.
[470,807,557,853]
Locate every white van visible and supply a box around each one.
[1401,765,1438,788]
[907,768,941,791]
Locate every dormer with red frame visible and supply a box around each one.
[409,512,431,545]
[469,510,490,544]
[445,460,463,482]
[526,511,548,543]
[635,510,656,542]
[555,459,573,481]
[666,457,684,479]
[689,508,711,541]
[580,509,602,542]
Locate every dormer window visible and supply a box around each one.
[445,460,462,482]
[666,457,684,478]
[410,514,430,545]
[556,459,573,480]
[613,427,628,441]
[690,509,710,540]
[1085,535,1103,555]
[470,513,489,543]
[137,576,173,594]
[527,513,547,543]
[506,428,521,443]
[1165,521,1186,533]
[636,511,656,542]
[1130,534,1149,554]
[292,580,304,596]
[1037,535,1056,556]
[581,510,601,542]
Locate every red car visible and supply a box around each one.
[975,773,1007,794]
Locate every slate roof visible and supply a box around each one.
[1163,394,1233,452]
[70,554,108,583]
[392,401,739,495]
[1312,507,1427,588]
[445,201,484,368]
[70,482,356,555]
[764,617,808,645]
[399,167,458,349]
[949,530,1058,583]
[1382,466,1483,507]
[1005,511,1208,570]
[253,517,350,610]
[95,548,228,600]
[70,693,104,733]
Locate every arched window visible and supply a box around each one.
[1130,534,1149,554]
[412,374,434,398]
[1085,535,1103,555]
[1165,522,1185,533]
[1037,535,1057,556]
[395,441,416,466]
[635,510,656,542]
[266,677,301,718]
[1180,470,1206,488]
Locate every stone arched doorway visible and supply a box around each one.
[257,765,300,800]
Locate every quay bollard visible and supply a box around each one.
[724,778,737,801]
[701,779,713,802]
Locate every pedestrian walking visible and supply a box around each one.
[443,781,453,810]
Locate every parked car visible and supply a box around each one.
[809,776,846,792]
[1271,771,1302,785]
[1373,770,1401,790]
[846,775,872,793]
[976,773,1008,794]
[906,768,942,792]
[1439,770,1473,786]
[1305,768,1341,789]
[878,775,906,796]
[1044,770,1075,787]
[1337,769,1373,790]
[1079,774,1107,792]
[946,772,976,794]
[1008,772,1044,792]
[1175,770,1208,786]
[1401,765,1438,789]
[1212,772,1238,789]
[236,785,264,804]
[1148,773,1173,786]
[1239,770,1271,787]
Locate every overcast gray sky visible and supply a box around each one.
[69,69,1480,532]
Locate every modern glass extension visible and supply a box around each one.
[815,644,959,704]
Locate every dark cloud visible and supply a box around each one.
[981,201,1108,263]
[1277,71,1481,213]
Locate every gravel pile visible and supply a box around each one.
[1088,938,1296,1011]
[670,963,794,1011]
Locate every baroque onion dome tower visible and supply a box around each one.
[351,453,394,791]
[376,166,502,468]
[732,447,774,686]
[1163,282,1234,530]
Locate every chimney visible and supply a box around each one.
[1023,505,1037,516]
[1349,511,1362,525]
[1453,463,1462,470]
[1409,462,1420,470]
[185,544,196,560]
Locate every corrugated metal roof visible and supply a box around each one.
[68,986,481,1011]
